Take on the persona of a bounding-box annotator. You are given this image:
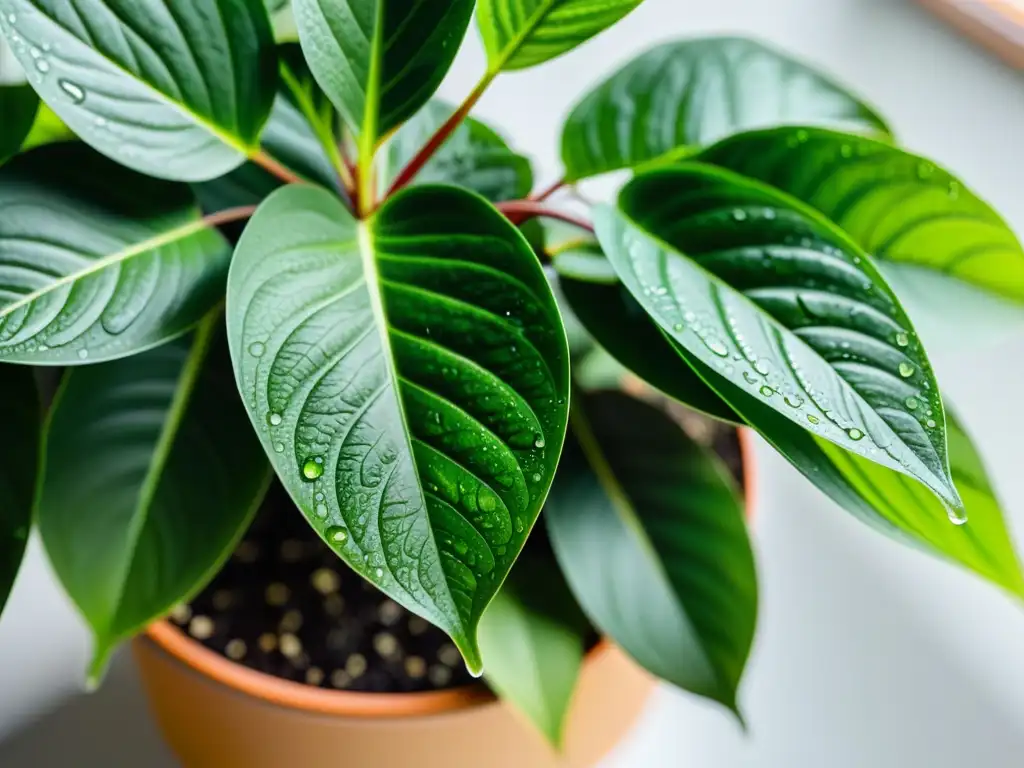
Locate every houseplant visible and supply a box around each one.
[1,0,1023,765]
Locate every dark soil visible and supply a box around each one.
[172,407,744,694]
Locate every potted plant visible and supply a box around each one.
[1,1,1022,766]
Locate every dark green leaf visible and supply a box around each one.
[676,348,1024,596]
[265,0,289,12]
[478,543,588,748]
[0,364,39,616]
[0,0,277,181]
[20,101,74,150]
[227,184,570,673]
[0,83,37,164]
[561,37,891,181]
[596,164,963,515]
[697,127,1024,303]
[477,0,645,72]
[0,144,232,365]
[37,321,271,683]
[382,100,533,202]
[193,94,341,212]
[546,390,755,713]
[293,0,473,153]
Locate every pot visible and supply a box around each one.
[134,429,756,767]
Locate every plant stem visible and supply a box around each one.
[203,205,258,228]
[532,176,566,202]
[496,201,594,233]
[384,69,498,200]
[251,150,303,185]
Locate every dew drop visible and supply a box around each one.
[534,435,545,449]
[784,394,804,408]
[753,359,770,376]
[926,419,937,429]
[302,458,324,481]
[454,540,468,555]
[763,208,776,220]
[898,362,915,378]
[531,472,542,483]
[895,332,910,347]
[946,502,968,526]
[326,526,348,544]
[807,414,820,425]
[273,442,285,453]
[267,412,283,426]
[514,517,525,534]
[759,385,774,397]
[248,341,266,358]
[905,397,918,410]
[34,59,49,74]
[77,348,89,360]
[7,13,16,23]
[732,208,747,222]
[847,428,865,441]
[375,568,384,579]
[58,78,86,104]
[672,322,684,332]
[315,503,328,519]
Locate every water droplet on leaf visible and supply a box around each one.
[302,458,324,481]
[248,341,266,357]
[895,332,910,347]
[267,412,282,426]
[847,428,864,441]
[58,79,85,104]
[898,362,915,378]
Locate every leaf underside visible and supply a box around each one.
[37,324,270,681]
[546,390,755,712]
[596,164,961,512]
[0,0,277,181]
[561,36,891,180]
[227,183,570,672]
[697,127,1024,303]
[0,144,231,365]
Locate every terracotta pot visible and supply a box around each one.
[135,429,756,768]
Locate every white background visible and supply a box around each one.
[4,0,1024,765]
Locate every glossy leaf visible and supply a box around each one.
[561,37,890,181]
[546,390,756,712]
[478,0,644,72]
[37,322,271,682]
[478,544,588,748]
[0,144,232,365]
[561,275,741,422]
[596,164,963,515]
[227,184,570,673]
[382,100,533,202]
[0,365,39,616]
[293,0,473,151]
[698,127,1024,303]
[676,348,1024,596]
[0,0,277,181]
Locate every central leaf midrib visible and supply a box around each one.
[358,218,468,641]
[493,0,562,71]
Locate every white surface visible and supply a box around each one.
[5,0,1024,764]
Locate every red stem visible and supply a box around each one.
[384,73,495,199]
[251,150,303,185]
[203,205,258,228]
[532,177,566,202]
[496,201,594,233]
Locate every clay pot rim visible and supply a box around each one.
[143,427,757,719]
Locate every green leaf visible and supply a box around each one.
[293,0,473,153]
[193,94,341,212]
[0,144,232,365]
[37,320,271,683]
[675,348,1024,596]
[382,100,533,203]
[227,184,571,673]
[596,164,963,516]
[546,390,756,714]
[0,0,277,181]
[0,83,37,164]
[561,36,891,181]
[561,276,741,422]
[478,543,589,748]
[0,364,39,616]
[477,0,645,72]
[20,101,74,151]
[697,127,1024,304]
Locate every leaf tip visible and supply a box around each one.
[86,640,115,692]
[455,630,484,678]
